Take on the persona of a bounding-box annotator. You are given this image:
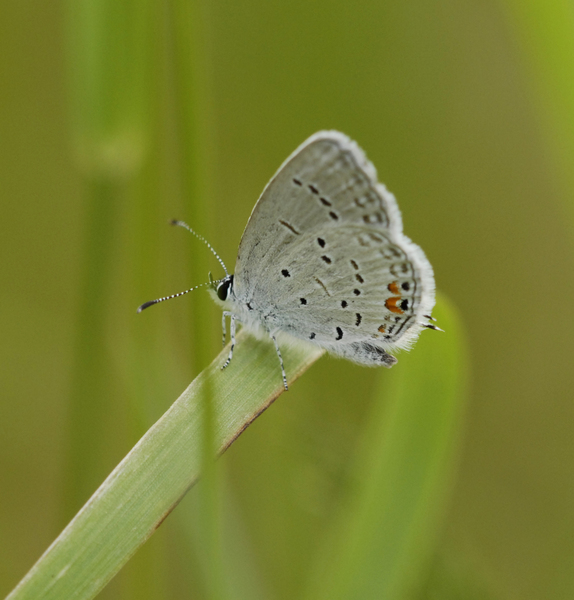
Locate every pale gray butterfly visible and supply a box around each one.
[138,131,439,390]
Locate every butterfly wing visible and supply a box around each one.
[233,131,435,364]
[235,131,401,290]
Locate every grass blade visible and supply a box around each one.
[7,332,323,600]
[305,294,468,600]
[63,0,152,519]
[500,0,574,233]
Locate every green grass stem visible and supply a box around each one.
[305,295,468,600]
[7,333,323,600]
[501,0,574,236]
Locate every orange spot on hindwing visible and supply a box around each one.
[387,281,400,295]
[378,325,386,333]
[385,296,404,314]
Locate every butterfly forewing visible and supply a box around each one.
[234,133,402,295]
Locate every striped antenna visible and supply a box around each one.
[170,219,229,276]
[137,281,220,313]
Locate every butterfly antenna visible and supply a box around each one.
[170,219,229,277]
[137,281,216,313]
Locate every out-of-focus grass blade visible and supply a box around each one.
[500,1,574,231]
[66,0,150,177]
[63,0,152,518]
[6,333,322,600]
[164,1,223,595]
[305,294,468,600]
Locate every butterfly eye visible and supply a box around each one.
[217,276,234,301]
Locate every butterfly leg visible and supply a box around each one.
[270,333,288,391]
[221,312,236,370]
[221,311,229,346]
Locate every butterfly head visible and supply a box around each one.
[215,274,234,301]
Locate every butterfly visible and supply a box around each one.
[138,131,439,390]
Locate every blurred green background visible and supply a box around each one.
[1,1,574,599]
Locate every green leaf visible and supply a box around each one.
[305,294,468,600]
[7,333,323,600]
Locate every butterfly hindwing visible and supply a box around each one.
[246,225,427,357]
